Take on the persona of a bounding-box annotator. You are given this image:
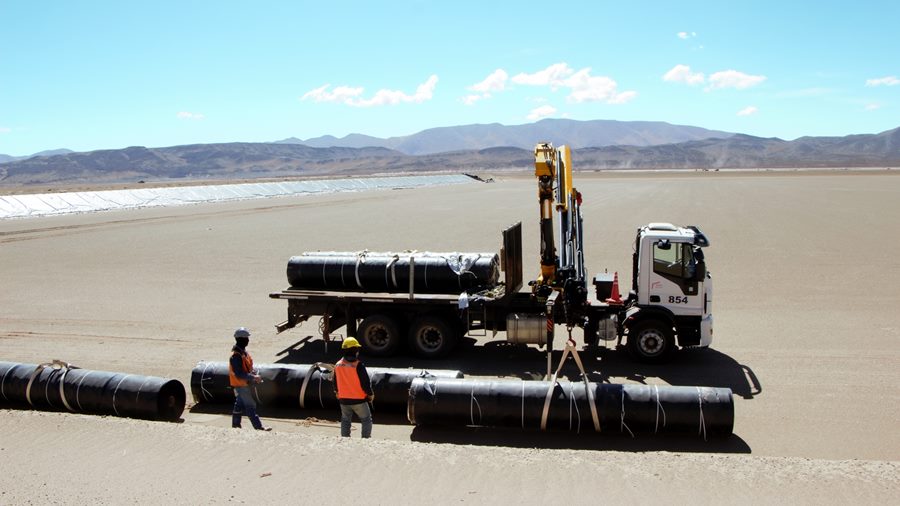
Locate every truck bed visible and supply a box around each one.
[269,288,461,305]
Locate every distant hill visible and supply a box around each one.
[0,143,402,186]
[1,127,898,188]
[574,127,900,168]
[278,132,388,150]
[0,148,73,163]
[278,118,735,155]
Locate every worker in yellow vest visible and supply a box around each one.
[333,337,374,438]
[229,327,271,431]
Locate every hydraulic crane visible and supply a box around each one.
[532,142,589,322]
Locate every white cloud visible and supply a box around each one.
[353,75,438,107]
[469,69,508,93]
[677,31,697,39]
[564,69,637,103]
[512,62,575,88]
[461,94,482,105]
[865,103,882,111]
[663,64,705,85]
[609,90,638,104]
[527,105,558,121]
[737,106,758,116]
[301,75,438,107]
[0,127,11,133]
[865,76,900,87]
[707,70,766,90]
[463,69,509,105]
[177,111,205,120]
[665,65,765,91]
[301,84,364,104]
[513,63,636,104]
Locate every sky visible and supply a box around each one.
[1,0,898,156]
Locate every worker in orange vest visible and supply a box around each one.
[333,337,374,438]
[229,327,271,431]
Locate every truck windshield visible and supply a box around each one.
[653,242,695,279]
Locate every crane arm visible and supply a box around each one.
[532,143,587,307]
[534,143,558,286]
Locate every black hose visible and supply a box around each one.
[191,361,464,410]
[0,361,185,421]
[408,377,733,437]
[286,252,499,294]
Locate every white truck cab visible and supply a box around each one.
[624,223,713,362]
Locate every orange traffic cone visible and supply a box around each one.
[605,271,623,305]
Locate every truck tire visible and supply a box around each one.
[627,319,674,363]
[357,315,401,357]
[408,315,458,359]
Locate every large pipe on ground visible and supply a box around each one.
[191,361,463,411]
[0,360,185,421]
[286,251,500,294]
[408,377,733,437]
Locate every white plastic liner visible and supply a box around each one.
[0,174,474,219]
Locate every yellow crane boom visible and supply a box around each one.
[532,142,586,306]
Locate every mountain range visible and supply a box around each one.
[1,120,898,187]
[276,119,735,155]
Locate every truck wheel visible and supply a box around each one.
[627,320,674,363]
[357,315,401,357]
[408,315,458,358]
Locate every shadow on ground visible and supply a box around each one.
[187,404,751,454]
[408,426,752,454]
[273,333,762,399]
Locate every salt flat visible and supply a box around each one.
[1,171,898,503]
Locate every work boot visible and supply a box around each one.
[246,408,267,431]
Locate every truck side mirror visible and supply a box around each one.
[694,261,707,280]
[657,239,671,250]
[692,246,706,280]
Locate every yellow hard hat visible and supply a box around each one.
[342,337,362,350]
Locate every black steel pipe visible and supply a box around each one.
[286,252,499,294]
[191,361,463,411]
[408,378,733,437]
[0,360,186,421]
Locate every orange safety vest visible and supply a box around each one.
[334,358,367,400]
[229,351,254,387]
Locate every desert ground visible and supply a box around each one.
[1,170,898,504]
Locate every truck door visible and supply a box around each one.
[646,240,703,316]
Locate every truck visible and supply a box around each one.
[270,143,713,363]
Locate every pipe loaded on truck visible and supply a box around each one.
[270,142,713,364]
